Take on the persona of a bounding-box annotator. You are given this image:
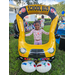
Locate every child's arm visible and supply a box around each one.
[25,29,34,36]
[42,29,49,35]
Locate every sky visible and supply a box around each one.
[9,0,65,5]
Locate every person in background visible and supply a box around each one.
[23,19,26,32]
[59,15,65,29]
[61,15,65,23]
[32,24,35,29]
[24,20,28,32]
[40,15,45,29]
[35,15,37,21]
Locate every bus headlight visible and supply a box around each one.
[48,48,54,53]
[20,48,26,54]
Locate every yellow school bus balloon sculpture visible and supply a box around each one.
[13,4,59,73]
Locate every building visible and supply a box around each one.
[9,1,50,23]
[9,0,31,23]
[9,1,20,23]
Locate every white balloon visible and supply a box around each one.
[21,61,36,73]
[37,61,52,73]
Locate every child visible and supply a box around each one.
[41,15,45,29]
[25,20,49,45]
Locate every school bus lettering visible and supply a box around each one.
[28,6,49,11]
[28,6,41,11]
[42,6,48,11]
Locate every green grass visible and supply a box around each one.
[9,25,65,75]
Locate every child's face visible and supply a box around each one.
[35,23,40,30]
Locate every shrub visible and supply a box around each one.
[38,18,41,20]
[9,23,13,26]
[44,18,51,21]
[44,21,51,25]
[38,18,51,22]
[28,21,34,25]
[9,25,14,35]
[28,21,51,26]
[38,18,51,25]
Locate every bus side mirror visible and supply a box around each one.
[55,34,60,39]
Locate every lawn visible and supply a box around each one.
[9,25,65,75]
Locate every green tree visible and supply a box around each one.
[26,0,38,5]
[14,0,21,5]
[49,1,65,16]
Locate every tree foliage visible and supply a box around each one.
[50,1,65,16]
[14,0,21,5]
[26,0,38,5]
[14,0,65,17]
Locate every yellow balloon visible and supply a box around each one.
[64,14,65,16]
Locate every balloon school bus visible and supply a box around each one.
[13,4,59,73]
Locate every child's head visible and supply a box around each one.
[41,15,44,19]
[34,20,40,30]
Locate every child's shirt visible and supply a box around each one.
[26,29,49,40]
[41,19,45,26]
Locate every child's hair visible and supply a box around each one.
[41,15,44,19]
[34,20,40,25]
